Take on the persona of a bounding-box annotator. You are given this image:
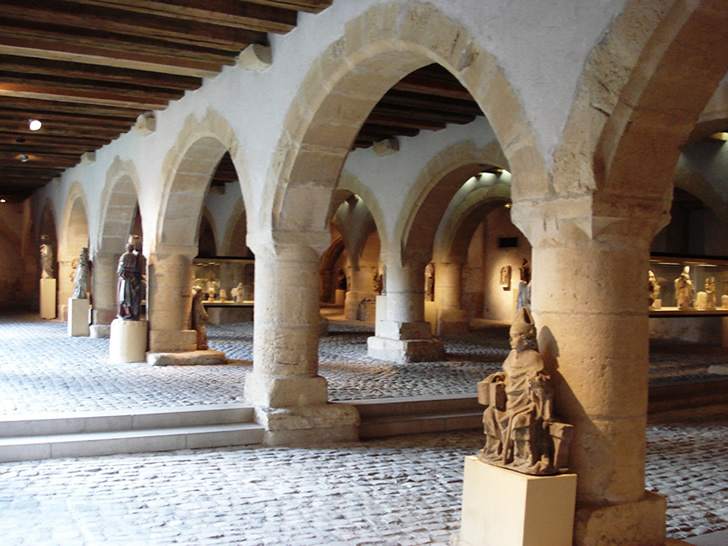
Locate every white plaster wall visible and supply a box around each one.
[30,0,628,255]
[204,182,243,254]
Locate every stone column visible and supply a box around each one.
[146,247,197,353]
[434,260,469,335]
[245,240,358,445]
[513,201,667,545]
[90,251,118,338]
[344,266,374,321]
[367,253,444,362]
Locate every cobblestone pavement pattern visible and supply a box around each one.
[0,313,727,543]
[0,406,726,544]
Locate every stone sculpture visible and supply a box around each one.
[117,236,143,320]
[477,307,573,475]
[516,259,531,311]
[373,270,383,295]
[191,287,209,350]
[519,258,531,284]
[337,269,347,290]
[500,265,512,290]
[425,262,435,302]
[39,235,54,279]
[674,266,695,310]
[705,276,717,310]
[219,289,228,302]
[232,282,245,303]
[648,270,661,310]
[71,247,90,299]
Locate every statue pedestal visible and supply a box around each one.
[424,300,436,334]
[40,278,57,319]
[109,318,148,363]
[67,298,90,337]
[335,289,346,306]
[455,456,577,546]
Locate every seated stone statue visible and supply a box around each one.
[477,307,572,475]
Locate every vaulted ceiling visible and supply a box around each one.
[0,1,483,202]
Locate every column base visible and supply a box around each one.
[90,324,111,338]
[67,298,90,337]
[455,457,577,546]
[148,329,197,352]
[245,373,329,407]
[254,403,360,446]
[574,491,666,545]
[367,335,445,363]
[109,319,148,363]
[437,308,470,336]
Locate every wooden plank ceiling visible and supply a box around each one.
[0,0,483,201]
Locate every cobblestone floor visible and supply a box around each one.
[0,405,726,544]
[0,312,727,543]
[1,312,726,415]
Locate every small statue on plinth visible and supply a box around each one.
[232,282,245,303]
[477,307,572,475]
[71,247,90,299]
[39,235,54,279]
[648,270,661,310]
[191,287,209,350]
[705,276,717,310]
[674,266,695,310]
[117,236,143,320]
[425,262,435,302]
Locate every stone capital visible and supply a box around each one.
[511,192,670,249]
[247,229,330,261]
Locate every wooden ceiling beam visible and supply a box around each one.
[67,0,298,34]
[0,83,171,110]
[0,132,112,149]
[378,90,483,116]
[0,96,141,119]
[0,23,231,78]
[5,0,270,48]
[0,55,201,92]
[242,0,332,13]
[364,112,447,131]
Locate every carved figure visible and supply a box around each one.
[117,237,143,320]
[705,276,717,310]
[191,287,209,350]
[648,270,661,310]
[39,235,54,279]
[500,265,512,290]
[71,247,90,299]
[477,308,573,475]
[219,289,228,302]
[516,280,531,312]
[337,269,347,290]
[373,270,383,295]
[232,282,245,303]
[425,262,435,302]
[674,266,695,310]
[519,259,531,284]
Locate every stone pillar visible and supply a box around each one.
[367,254,444,362]
[90,251,118,338]
[245,240,358,445]
[435,260,469,335]
[57,257,74,321]
[513,201,666,545]
[344,266,374,321]
[146,248,197,353]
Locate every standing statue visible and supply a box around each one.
[516,259,532,311]
[191,287,209,350]
[231,282,245,303]
[117,237,143,320]
[39,235,54,279]
[477,307,573,475]
[674,266,695,310]
[519,258,531,285]
[373,270,383,295]
[337,269,347,290]
[71,247,90,299]
[705,276,717,310]
[424,263,435,302]
[648,270,661,310]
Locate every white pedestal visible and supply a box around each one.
[456,456,577,546]
[67,298,90,337]
[335,289,346,306]
[109,318,148,363]
[424,300,437,335]
[40,278,57,319]
[374,295,386,337]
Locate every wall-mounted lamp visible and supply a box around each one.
[29,119,42,131]
[709,132,728,142]
[504,202,512,209]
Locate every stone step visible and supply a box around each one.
[0,422,265,462]
[0,403,255,437]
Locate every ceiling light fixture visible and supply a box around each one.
[20,154,28,163]
[0,199,6,203]
[29,119,42,131]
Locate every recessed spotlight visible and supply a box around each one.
[15,137,25,144]
[504,202,512,209]
[19,154,28,163]
[0,199,6,203]
[29,119,42,131]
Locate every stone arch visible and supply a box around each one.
[336,171,389,257]
[222,198,253,257]
[434,182,512,263]
[156,109,249,253]
[58,183,90,315]
[98,157,141,256]
[266,1,546,245]
[555,0,728,202]
[197,207,218,257]
[398,139,507,265]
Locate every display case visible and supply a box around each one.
[649,254,728,316]
[192,257,255,324]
